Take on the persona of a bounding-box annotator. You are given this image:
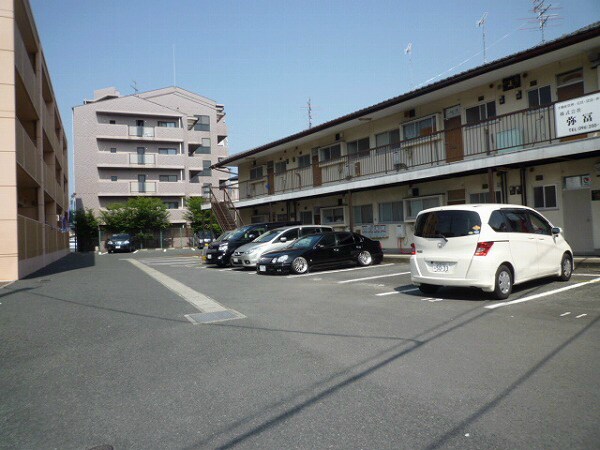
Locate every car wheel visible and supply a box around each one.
[493,264,513,300]
[357,251,373,266]
[291,256,309,274]
[558,253,573,281]
[418,283,439,295]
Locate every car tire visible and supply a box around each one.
[291,256,309,274]
[493,264,513,300]
[357,251,373,266]
[558,253,573,281]
[418,283,439,295]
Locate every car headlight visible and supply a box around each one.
[218,244,228,251]
[123,240,130,244]
[275,255,289,263]
[247,248,259,255]
[107,241,113,245]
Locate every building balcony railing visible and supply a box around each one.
[14,29,39,113]
[128,154,156,165]
[16,119,41,183]
[130,181,157,193]
[96,124,184,142]
[18,215,44,260]
[238,100,593,201]
[129,126,154,137]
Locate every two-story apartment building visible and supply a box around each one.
[214,23,600,256]
[73,86,230,226]
[0,0,70,280]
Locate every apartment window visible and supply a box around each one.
[402,116,436,140]
[219,179,227,190]
[347,138,370,158]
[110,176,118,182]
[164,201,179,209]
[466,101,496,125]
[159,175,178,182]
[275,161,287,174]
[378,201,403,223]
[527,86,552,108]
[250,166,264,180]
[353,204,373,225]
[298,154,311,168]
[202,160,212,176]
[159,148,177,155]
[533,185,557,209]
[109,120,116,124]
[375,129,400,154]
[319,144,341,162]
[447,189,466,205]
[299,210,312,224]
[194,115,210,131]
[404,196,442,221]
[110,147,117,153]
[321,206,345,225]
[158,121,177,128]
[202,183,212,196]
[469,191,502,203]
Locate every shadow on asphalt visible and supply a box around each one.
[25,252,97,279]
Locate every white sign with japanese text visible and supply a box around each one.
[555,92,600,138]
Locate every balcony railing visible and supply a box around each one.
[128,154,156,165]
[16,120,41,183]
[238,100,586,200]
[129,126,155,137]
[130,181,157,193]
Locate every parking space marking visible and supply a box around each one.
[576,314,588,319]
[288,263,394,278]
[337,271,410,284]
[560,312,571,316]
[485,276,600,310]
[573,273,600,277]
[376,288,419,296]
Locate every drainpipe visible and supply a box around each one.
[348,191,354,232]
[520,167,528,206]
[487,168,495,202]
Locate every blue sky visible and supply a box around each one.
[30,0,599,191]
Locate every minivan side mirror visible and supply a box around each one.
[279,237,287,243]
[551,227,562,235]
[248,234,256,239]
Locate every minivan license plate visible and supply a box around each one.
[259,265,266,272]
[207,254,212,259]
[432,262,449,273]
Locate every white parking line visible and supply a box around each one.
[573,273,600,277]
[576,314,588,319]
[288,263,394,278]
[560,312,571,316]
[337,271,410,284]
[376,288,419,296]
[485,277,600,310]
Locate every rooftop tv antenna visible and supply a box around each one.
[130,80,138,94]
[172,44,177,86]
[476,13,488,63]
[520,1,562,43]
[301,98,317,129]
[404,42,413,89]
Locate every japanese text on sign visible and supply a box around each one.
[555,93,600,138]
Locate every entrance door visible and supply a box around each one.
[563,189,593,254]
[138,174,146,193]
[137,147,145,165]
[444,106,464,162]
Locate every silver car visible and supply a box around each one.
[231,225,332,268]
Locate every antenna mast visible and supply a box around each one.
[477,13,488,63]
[404,42,413,89]
[521,1,562,43]
[307,98,313,129]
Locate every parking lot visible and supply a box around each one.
[2,250,599,449]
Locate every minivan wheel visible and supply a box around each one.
[418,283,439,295]
[558,253,573,281]
[357,251,373,266]
[291,257,309,274]
[493,264,513,300]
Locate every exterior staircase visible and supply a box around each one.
[209,187,242,231]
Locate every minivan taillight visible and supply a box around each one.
[411,243,416,255]
[474,241,494,256]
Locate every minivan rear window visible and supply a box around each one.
[414,210,482,238]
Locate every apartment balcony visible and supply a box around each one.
[97,181,186,197]
[96,152,186,169]
[14,29,39,113]
[237,99,598,202]
[16,119,41,183]
[96,124,184,143]
[18,215,44,260]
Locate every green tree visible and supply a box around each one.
[184,196,221,236]
[73,208,99,251]
[101,197,170,237]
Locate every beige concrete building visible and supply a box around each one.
[73,86,231,226]
[215,23,600,256]
[0,0,69,281]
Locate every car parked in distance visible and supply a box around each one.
[106,233,136,253]
[205,221,301,267]
[257,231,383,274]
[410,204,573,299]
[231,225,333,269]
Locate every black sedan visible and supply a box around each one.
[256,231,383,275]
[106,233,136,253]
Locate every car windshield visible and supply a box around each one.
[415,210,482,238]
[111,234,130,240]
[253,230,280,243]
[214,231,233,242]
[229,226,255,240]
[290,234,322,249]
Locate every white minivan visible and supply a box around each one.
[410,204,573,299]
